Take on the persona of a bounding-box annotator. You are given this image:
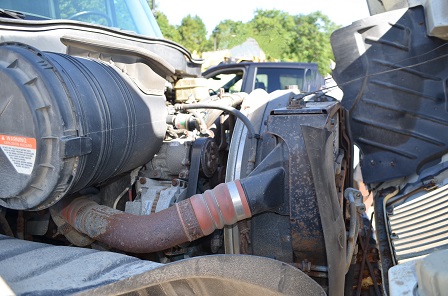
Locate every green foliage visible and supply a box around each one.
[178,15,209,53]
[155,11,181,42]
[147,0,155,10]
[156,9,341,75]
[212,20,251,50]
[283,12,340,75]
[248,9,296,61]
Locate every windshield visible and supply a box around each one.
[0,0,163,37]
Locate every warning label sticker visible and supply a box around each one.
[0,134,37,175]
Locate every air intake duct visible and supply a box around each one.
[54,168,285,253]
[0,43,167,210]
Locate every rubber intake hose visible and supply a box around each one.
[56,169,284,253]
[239,168,285,215]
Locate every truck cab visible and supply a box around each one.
[203,62,325,94]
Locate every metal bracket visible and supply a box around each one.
[344,187,366,214]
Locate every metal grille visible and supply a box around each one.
[388,184,448,263]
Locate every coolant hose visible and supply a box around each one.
[56,168,284,253]
[174,103,258,139]
[201,92,247,127]
[175,102,260,174]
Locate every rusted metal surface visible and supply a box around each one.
[56,180,252,253]
[266,110,321,263]
[373,189,395,294]
[176,199,203,241]
[267,113,327,266]
[58,198,196,253]
[288,261,329,279]
[267,101,347,296]
[355,232,382,296]
[290,227,326,264]
[101,205,196,253]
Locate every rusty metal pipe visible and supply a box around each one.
[56,180,252,253]
[56,168,284,253]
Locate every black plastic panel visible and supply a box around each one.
[0,43,166,210]
[331,6,448,184]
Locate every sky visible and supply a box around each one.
[156,0,371,36]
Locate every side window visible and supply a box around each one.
[206,70,244,94]
[256,68,306,93]
[280,73,305,91]
[254,74,268,91]
[304,69,313,92]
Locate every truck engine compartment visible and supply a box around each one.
[1,1,448,295]
[0,29,353,293]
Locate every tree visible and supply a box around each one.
[283,12,340,75]
[147,0,155,11]
[177,15,209,53]
[212,20,251,50]
[155,11,181,42]
[248,9,296,61]
[154,7,340,75]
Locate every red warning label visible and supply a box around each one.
[0,135,36,149]
[0,134,37,175]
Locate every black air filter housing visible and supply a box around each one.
[0,43,167,210]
